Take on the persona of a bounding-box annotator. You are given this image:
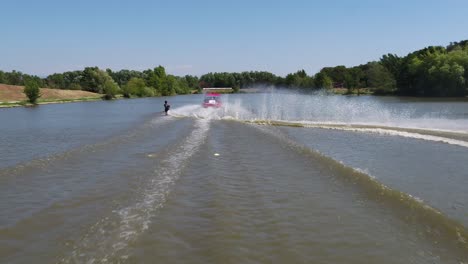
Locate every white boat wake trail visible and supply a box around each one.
[62,119,210,263]
[312,125,468,148]
[170,101,468,149]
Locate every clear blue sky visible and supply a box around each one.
[1,0,468,77]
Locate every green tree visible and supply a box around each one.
[147,66,169,94]
[60,71,82,90]
[6,70,24,85]
[0,70,6,84]
[108,69,144,86]
[184,75,199,90]
[68,83,82,90]
[380,54,402,82]
[175,77,191,94]
[285,70,315,88]
[80,67,104,93]
[77,67,120,97]
[314,72,333,89]
[342,67,365,94]
[366,62,396,94]
[123,77,147,97]
[162,75,177,96]
[121,83,133,98]
[23,80,41,104]
[46,73,65,89]
[320,66,348,84]
[399,46,468,96]
[102,78,120,100]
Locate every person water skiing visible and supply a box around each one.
[164,100,170,115]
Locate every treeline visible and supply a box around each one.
[1,40,468,97]
[197,40,468,97]
[0,66,198,99]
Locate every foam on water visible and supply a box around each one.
[169,100,252,121]
[169,104,220,119]
[171,91,468,133]
[170,92,468,148]
[305,125,468,148]
[62,119,210,263]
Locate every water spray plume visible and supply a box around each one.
[170,89,468,134]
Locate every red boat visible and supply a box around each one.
[202,93,222,108]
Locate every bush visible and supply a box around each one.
[121,77,157,98]
[23,80,41,104]
[102,79,120,100]
[139,87,155,97]
[68,83,82,90]
[121,84,132,98]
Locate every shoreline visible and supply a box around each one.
[2,90,467,109]
[0,97,103,108]
[0,84,105,108]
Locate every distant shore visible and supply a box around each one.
[2,84,465,109]
[0,97,103,108]
[0,84,102,108]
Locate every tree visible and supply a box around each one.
[147,66,169,94]
[343,67,363,94]
[285,70,314,88]
[162,75,177,96]
[397,46,468,96]
[68,83,82,90]
[102,78,120,100]
[184,75,199,90]
[380,54,402,81]
[320,66,348,84]
[108,69,144,86]
[75,67,120,97]
[80,67,104,93]
[366,62,396,94]
[61,71,82,90]
[23,80,41,104]
[0,70,6,84]
[3,38,468,98]
[314,72,333,89]
[6,70,24,85]
[199,71,281,90]
[46,73,65,89]
[447,40,468,52]
[122,77,151,97]
[174,77,191,94]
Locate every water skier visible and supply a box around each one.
[164,100,170,115]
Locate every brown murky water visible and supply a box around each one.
[1,93,467,263]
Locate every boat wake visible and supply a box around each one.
[61,119,210,263]
[170,100,468,148]
[250,120,468,149]
[247,122,468,254]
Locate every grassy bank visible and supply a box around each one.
[0,84,102,108]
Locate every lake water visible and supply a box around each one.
[0,92,467,263]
